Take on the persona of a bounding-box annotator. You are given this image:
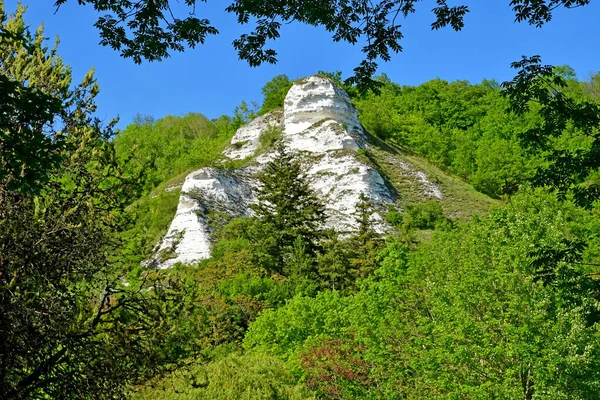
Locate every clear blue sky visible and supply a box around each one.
[5,1,600,130]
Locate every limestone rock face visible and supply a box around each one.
[153,76,438,267]
[223,111,284,160]
[155,168,255,268]
[284,76,362,137]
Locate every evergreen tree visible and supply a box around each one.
[286,236,318,292]
[251,144,326,275]
[348,193,384,279]
[317,229,353,292]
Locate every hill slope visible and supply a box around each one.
[148,76,496,268]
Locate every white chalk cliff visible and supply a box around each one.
[153,76,440,268]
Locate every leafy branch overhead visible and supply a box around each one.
[54,0,591,90]
[502,55,600,206]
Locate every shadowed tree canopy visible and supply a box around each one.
[54,0,592,90]
[0,4,208,397]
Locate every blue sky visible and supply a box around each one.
[5,1,600,130]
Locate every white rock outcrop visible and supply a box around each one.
[153,76,434,267]
[223,111,284,160]
[284,76,363,137]
[154,168,255,268]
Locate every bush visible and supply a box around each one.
[403,201,445,229]
[385,206,404,227]
[131,353,315,400]
[259,74,293,115]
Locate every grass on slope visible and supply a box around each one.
[366,136,499,221]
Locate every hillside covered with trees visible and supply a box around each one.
[2,1,600,399]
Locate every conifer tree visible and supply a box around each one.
[348,193,384,279]
[286,236,318,292]
[251,143,326,276]
[0,2,71,195]
[317,229,353,292]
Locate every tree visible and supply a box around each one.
[0,5,201,398]
[317,229,353,292]
[54,0,592,89]
[244,189,600,399]
[0,73,62,194]
[113,112,232,195]
[131,353,316,399]
[347,193,384,280]
[0,4,67,195]
[258,74,293,115]
[251,144,326,275]
[503,56,600,206]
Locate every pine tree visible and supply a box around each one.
[251,143,326,275]
[317,229,353,292]
[286,236,318,291]
[347,193,384,279]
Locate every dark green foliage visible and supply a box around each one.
[251,144,326,275]
[0,7,208,398]
[258,74,292,115]
[317,229,353,292]
[0,4,70,194]
[287,236,317,283]
[0,75,62,193]
[347,193,385,280]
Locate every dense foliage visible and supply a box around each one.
[113,112,236,196]
[353,71,600,199]
[131,69,600,398]
[503,56,600,207]
[4,1,600,397]
[244,190,600,399]
[0,5,208,398]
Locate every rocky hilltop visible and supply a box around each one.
[154,76,443,268]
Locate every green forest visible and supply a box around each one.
[2,1,600,399]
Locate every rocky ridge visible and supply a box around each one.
[154,76,441,268]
